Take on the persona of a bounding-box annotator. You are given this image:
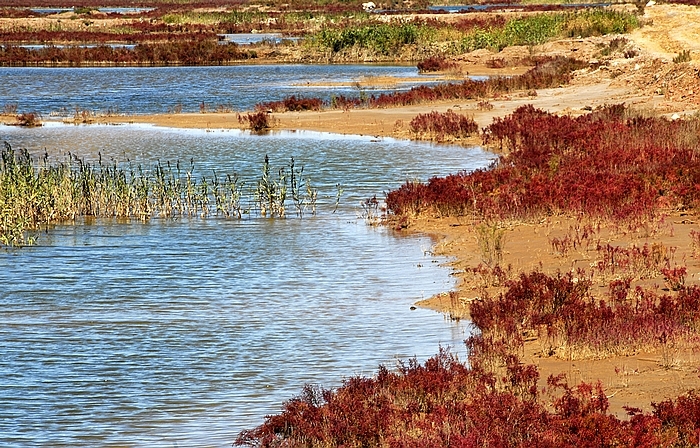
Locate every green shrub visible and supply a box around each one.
[311,23,422,54]
[673,49,691,63]
[460,10,639,53]
[562,10,639,38]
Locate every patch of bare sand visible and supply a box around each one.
[102,80,636,141]
[631,3,700,61]
[413,213,700,417]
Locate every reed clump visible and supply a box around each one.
[0,144,318,247]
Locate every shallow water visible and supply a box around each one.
[0,65,443,117]
[1,123,494,446]
[29,7,155,14]
[217,33,300,45]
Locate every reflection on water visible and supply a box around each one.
[0,124,493,447]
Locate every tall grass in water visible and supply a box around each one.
[0,143,318,247]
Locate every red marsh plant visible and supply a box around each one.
[236,328,700,447]
[238,111,270,133]
[329,94,364,110]
[409,109,478,141]
[593,242,677,281]
[0,41,258,66]
[469,270,700,361]
[662,266,687,291]
[255,95,323,113]
[416,55,457,73]
[13,112,41,127]
[549,223,599,257]
[368,56,587,109]
[234,257,700,446]
[387,104,700,224]
[253,56,587,113]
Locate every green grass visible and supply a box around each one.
[303,9,639,57]
[309,22,425,54]
[0,143,318,247]
[460,10,639,52]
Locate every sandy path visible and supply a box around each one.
[631,3,700,60]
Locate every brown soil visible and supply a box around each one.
[9,3,700,416]
[413,212,700,418]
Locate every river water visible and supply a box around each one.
[0,66,494,447]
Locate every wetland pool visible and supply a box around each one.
[0,122,495,447]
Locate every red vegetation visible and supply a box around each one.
[236,272,700,448]
[256,95,323,113]
[11,112,41,126]
[330,94,364,110]
[0,21,215,43]
[416,55,457,73]
[409,109,478,141]
[469,271,700,361]
[593,242,674,280]
[452,15,508,32]
[369,56,586,108]
[387,104,700,222]
[238,111,270,133]
[0,41,257,65]
[236,269,700,447]
[255,56,587,112]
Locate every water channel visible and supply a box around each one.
[0,65,447,117]
[0,65,495,447]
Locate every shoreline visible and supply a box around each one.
[92,80,647,140]
[75,62,700,417]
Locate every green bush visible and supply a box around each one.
[460,10,639,53]
[502,13,564,46]
[311,23,422,54]
[562,10,639,38]
[673,49,691,64]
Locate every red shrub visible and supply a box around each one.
[0,41,257,66]
[256,95,323,113]
[388,104,700,223]
[236,269,700,446]
[238,111,270,132]
[409,109,478,141]
[417,55,457,73]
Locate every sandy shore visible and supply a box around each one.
[103,80,637,140]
